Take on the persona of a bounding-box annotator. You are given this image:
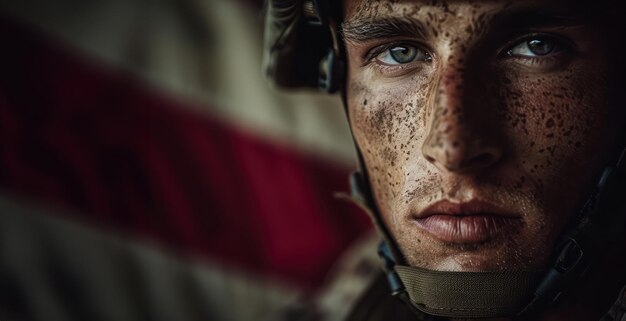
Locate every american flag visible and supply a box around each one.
[0,0,373,320]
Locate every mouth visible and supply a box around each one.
[411,200,522,244]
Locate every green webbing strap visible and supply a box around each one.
[395,265,543,318]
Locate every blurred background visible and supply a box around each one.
[0,0,374,320]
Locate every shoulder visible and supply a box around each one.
[270,232,415,321]
[270,232,414,321]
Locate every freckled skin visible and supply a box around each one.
[344,1,625,319]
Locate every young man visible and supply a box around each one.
[264,1,626,320]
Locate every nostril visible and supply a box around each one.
[471,154,493,165]
[462,151,500,170]
[422,134,503,173]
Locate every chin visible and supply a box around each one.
[398,228,551,272]
[431,251,512,272]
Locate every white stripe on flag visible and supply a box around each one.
[0,194,301,321]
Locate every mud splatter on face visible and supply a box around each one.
[344,0,625,272]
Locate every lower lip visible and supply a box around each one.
[413,214,521,244]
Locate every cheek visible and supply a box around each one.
[348,77,430,216]
[497,67,613,209]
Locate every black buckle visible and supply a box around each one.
[377,241,405,296]
[318,49,344,93]
[554,238,584,273]
[518,238,587,318]
[302,0,323,25]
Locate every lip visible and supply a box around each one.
[412,200,522,244]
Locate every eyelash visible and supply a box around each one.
[499,33,574,66]
[364,34,574,69]
[365,43,404,62]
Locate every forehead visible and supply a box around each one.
[344,0,600,21]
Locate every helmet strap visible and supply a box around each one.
[517,147,626,318]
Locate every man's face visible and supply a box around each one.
[344,0,624,271]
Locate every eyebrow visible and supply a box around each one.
[342,17,429,43]
[341,8,594,44]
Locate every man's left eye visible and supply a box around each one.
[507,37,559,57]
[376,44,432,65]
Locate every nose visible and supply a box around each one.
[421,68,503,174]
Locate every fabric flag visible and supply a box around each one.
[0,0,373,320]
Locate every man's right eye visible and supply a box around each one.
[376,43,432,65]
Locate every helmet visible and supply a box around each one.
[263,0,344,92]
[263,1,626,319]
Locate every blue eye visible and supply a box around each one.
[507,37,558,57]
[377,44,432,65]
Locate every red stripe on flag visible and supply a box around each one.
[0,15,372,289]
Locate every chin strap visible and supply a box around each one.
[350,147,626,320]
[380,242,542,319]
